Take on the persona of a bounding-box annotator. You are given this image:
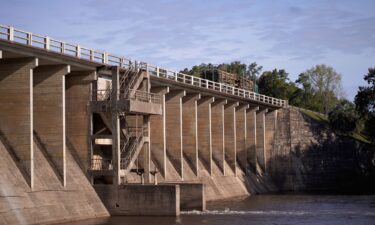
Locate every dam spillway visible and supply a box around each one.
[0,24,287,224]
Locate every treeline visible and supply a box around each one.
[181,62,375,141]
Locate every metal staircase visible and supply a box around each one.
[90,64,157,185]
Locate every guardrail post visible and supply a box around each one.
[103,52,108,64]
[61,42,65,54]
[8,26,14,41]
[76,45,81,58]
[27,32,32,45]
[156,66,160,77]
[175,72,178,81]
[45,36,50,50]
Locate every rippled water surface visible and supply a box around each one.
[61,195,375,225]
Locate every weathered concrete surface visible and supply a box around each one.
[66,71,96,171]
[0,58,37,188]
[269,107,375,193]
[169,183,205,211]
[236,104,248,172]
[182,94,200,176]
[246,107,257,173]
[33,65,69,186]
[0,138,109,225]
[95,184,180,216]
[256,109,266,173]
[197,97,214,175]
[224,102,237,174]
[150,87,169,177]
[165,90,185,180]
[211,99,226,174]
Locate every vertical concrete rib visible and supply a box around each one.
[111,66,121,185]
[224,101,238,175]
[265,109,277,174]
[33,64,70,186]
[182,93,200,176]
[143,115,151,183]
[0,57,38,188]
[256,108,267,174]
[211,99,226,175]
[246,106,258,173]
[65,71,96,172]
[197,97,214,176]
[197,97,215,175]
[165,90,185,179]
[235,104,249,173]
[150,87,169,178]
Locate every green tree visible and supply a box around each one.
[298,64,343,114]
[258,69,297,100]
[328,100,358,133]
[354,68,375,141]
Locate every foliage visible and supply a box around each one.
[258,69,297,100]
[328,100,359,133]
[354,68,375,141]
[297,64,343,114]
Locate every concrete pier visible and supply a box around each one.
[246,107,258,173]
[165,90,186,179]
[256,109,267,173]
[197,97,214,175]
[150,87,169,177]
[33,64,70,186]
[0,57,38,188]
[224,102,238,175]
[211,99,226,174]
[236,104,248,172]
[182,93,200,176]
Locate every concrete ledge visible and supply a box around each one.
[94,184,180,216]
[164,182,206,211]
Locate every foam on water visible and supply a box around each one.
[181,208,375,216]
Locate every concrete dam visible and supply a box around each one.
[0,24,304,224]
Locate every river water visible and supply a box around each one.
[61,195,375,225]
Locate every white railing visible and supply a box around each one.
[0,24,287,108]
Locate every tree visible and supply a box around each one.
[355,68,375,114]
[328,100,358,133]
[298,64,343,114]
[354,68,375,141]
[258,69,297,100]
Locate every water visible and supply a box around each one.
[61,195,375,225]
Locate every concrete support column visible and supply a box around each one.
[256,108,267,174]
[0,57,38,188]
[111,66,121,185]
[211,99,226,175]
[265,110,277,174]
[245,106,258,173]
[143,115,151,183]
[197,97,214,176]
[150,87,169,178]
[224,102,238,175]
[66,70,96,172]
[235,104,249,173]
[182,93,201,176]
[33,64,70,186]
[165,90,186,179]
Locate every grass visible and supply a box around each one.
[299,108,374,145]
[299,108,328,124]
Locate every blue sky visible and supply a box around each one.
[1,0,374,100]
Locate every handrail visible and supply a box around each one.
[0,24,287,108]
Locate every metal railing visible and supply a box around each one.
[0,24,287,108]
[93,88,161,104]
[90,158,113,171]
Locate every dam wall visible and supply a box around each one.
[0,139,109,225]
[269,107,375,193]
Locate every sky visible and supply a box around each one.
[1,0,374,100]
